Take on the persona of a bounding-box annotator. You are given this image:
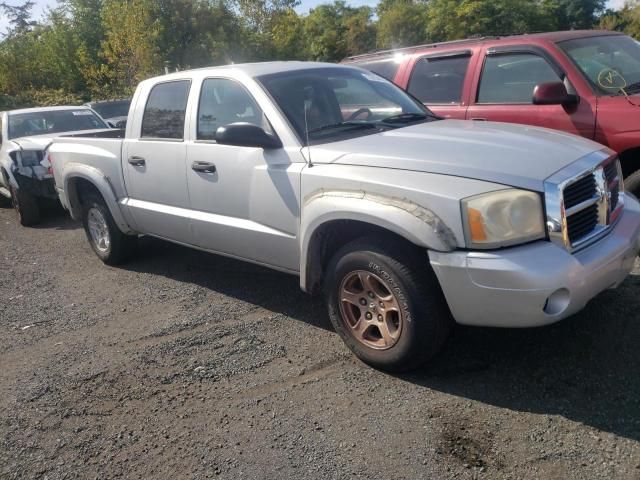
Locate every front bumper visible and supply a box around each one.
[429,195,640,328]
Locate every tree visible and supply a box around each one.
[154,0,242,69]
[304,1,376,62]
[0,1,37,35]
[552,0,606,30]
[88,0,161,96]
[377,0,428,48]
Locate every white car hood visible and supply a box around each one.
[309,120,608,192]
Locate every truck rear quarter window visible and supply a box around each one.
[407,55,471,104]
[141,80,191,139]
[477,53,561,104]
[351,58,400,82]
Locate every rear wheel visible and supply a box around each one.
[10,185,40,226]
[82,193,136,265]
[324,238,452,372]
[624,169,640,198]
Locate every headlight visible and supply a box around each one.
[17,150,43,167]
[461,189,545,249]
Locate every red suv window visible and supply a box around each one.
[407,54,471,104]
[477,53,562,104]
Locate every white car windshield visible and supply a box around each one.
[8,109,107,139]
[257,67,438,145]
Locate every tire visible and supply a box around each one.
[10,185,40,226]
[81,192,136,265]
[324,237,452,372]
[0,193,11,208]
[624,169,640,199]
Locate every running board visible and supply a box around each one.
[0,186,10,199]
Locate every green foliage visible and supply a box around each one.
[599,1,640,38]
[304,1,375,61]
[377,0,428,49]
[0,0,632,108]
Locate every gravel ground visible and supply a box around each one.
[1,204,640,480]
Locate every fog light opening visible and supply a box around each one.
[544,288,570,316]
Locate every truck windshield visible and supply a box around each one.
[257,67,437,145]
[559,35,640,96]
[8,109,108,139]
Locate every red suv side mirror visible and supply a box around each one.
[532,82,578,107]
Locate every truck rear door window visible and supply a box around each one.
[352,58,400,81]
[407,55,470,104]
[477,53,561,104]
[141,80,190,139]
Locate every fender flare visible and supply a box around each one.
[299,189,458,291]
[62,163,134,234]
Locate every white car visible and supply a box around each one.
[0,106,108,225]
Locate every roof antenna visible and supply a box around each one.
[303,97,313,168]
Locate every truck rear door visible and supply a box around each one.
[465,45,595,139]
[122,79,193,244]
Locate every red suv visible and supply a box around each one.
[344,31,640,196]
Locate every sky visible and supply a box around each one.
[0,0,629,36]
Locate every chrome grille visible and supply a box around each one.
[544,151,624,253]
[563,174,596,209]
[566,203,598,243]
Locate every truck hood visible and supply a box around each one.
[309,120,608,191]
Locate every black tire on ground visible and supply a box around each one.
[0,192,11,208]
[324,237,452,372]
[81,192,136,265]
[624,169,640,199]
[10,185,40,226]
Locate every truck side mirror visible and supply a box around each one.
[533,82,578,107]
[215,123,282,149]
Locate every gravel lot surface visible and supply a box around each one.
[1,204,640,479]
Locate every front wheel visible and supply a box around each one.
[10,185,40,226]
[324,238,452,372]
[82,193,136,265]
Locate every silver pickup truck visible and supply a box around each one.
[49,62,640,371]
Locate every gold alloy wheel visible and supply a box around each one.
[338,270,403,350]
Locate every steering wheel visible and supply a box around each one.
[346,107,373,121]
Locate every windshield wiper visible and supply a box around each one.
[307,121,379,134]
[378,112,438,125]
[624,81,640,93]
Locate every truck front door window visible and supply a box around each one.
[197,78,269,140]
[141,80,190,139]
[478,53,561,104]
[408,55,471,104]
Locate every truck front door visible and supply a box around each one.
[465,46,595,139]
[122,79,193,244]
[185,77,302,272]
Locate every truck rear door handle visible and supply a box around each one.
[191,161,216,174]
[128,156,146,166]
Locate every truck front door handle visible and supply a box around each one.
[191,161,217,174]
[128,156,146,166]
